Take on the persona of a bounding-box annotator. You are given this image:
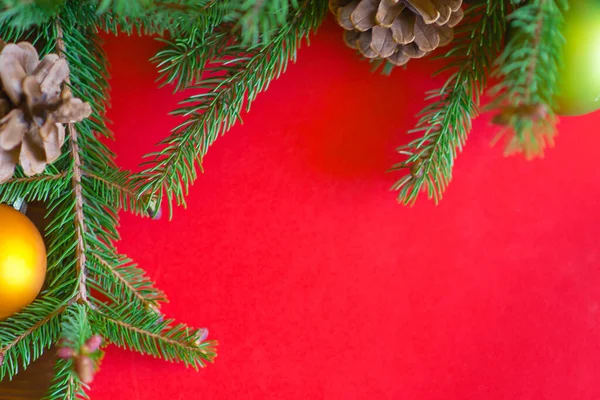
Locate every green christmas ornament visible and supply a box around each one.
[555,0,600,116]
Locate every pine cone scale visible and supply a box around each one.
[405,0,440,24]
[351,0,379,32]
[371,26,397,57]
[343,30,361,49]
[447,8,463,27]
[20,127,47,176]
[391,13,416,44]
[435,3,452,25]
[0,147,18,181]
[437,25,453,47]
[338,1,360,30]
[39,58,69,100]
[0,109,27,150]
[414,19,440,52]
[0,50,28,104]
[376,1,406,27]
[358,31,378,58]
[42,120,65,163]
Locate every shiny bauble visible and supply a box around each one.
[555,0,600,116]
[0,204,47,319]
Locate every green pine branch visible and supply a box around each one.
[46,304,94,400]
[391,0,507,205]
[0,298,67,381]
[88,251,167,312]
[84,166,152,217]
[1,3,218,397]
[0,170,68,205]
[153,27,230,92]
[224,0,300,45]
[0,0,62,28]
[45,359,81,400]
[488,0,567,158]
[140,0,328,212]
[91,303,216,368]
[98,0,221,36]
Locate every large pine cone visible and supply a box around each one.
[330,0,464,66]
[0,40,91,183]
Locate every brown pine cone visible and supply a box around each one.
[330,0,464,66]
[0,41,91,183]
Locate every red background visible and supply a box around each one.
[93,20,600,399]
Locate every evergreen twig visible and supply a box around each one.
[391,0,507,204]
[0,298,66,381]
[489,0,567,158]
[91,303,216,368]
[46,304,93,400]
[224,0,300,45]
[140,0,328,212]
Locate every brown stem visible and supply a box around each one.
[69,123,89,305]
[55,20,89,306]
[1,172,66,184]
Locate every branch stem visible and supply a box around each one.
[55,20,90,306]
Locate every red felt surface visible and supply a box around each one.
[92,20,600,399]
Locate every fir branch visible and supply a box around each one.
[141,0,327,212]
[42,4,115,302]
[0,0,60,28]
[0,170,68,205]
[0,298,67,381]
[391,0,507,205]
[45,360,81,400]
[96,0,207,16]
[46,304,95,400]
[225,0,300,45]
[83,167,151,217]
[0,1,219,394]
[91,304,216,368]
[88,251,167,312]
[153,27,230,92]
[489,0,566,158]
[98,0,221,36]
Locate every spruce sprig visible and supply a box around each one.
[224,0,300,45]
[153,27,230,92]
[0,3,218,397]
[140,0,328,212]
[489,0,567,158]
[46,304,93,399]
[391,0,507,205]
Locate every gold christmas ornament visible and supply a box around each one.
[329,0,463,66]
[0,40,92,183]
[0,204,47,319]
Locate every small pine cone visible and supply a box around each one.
[330,0,463,66]
[0,41,91,183]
